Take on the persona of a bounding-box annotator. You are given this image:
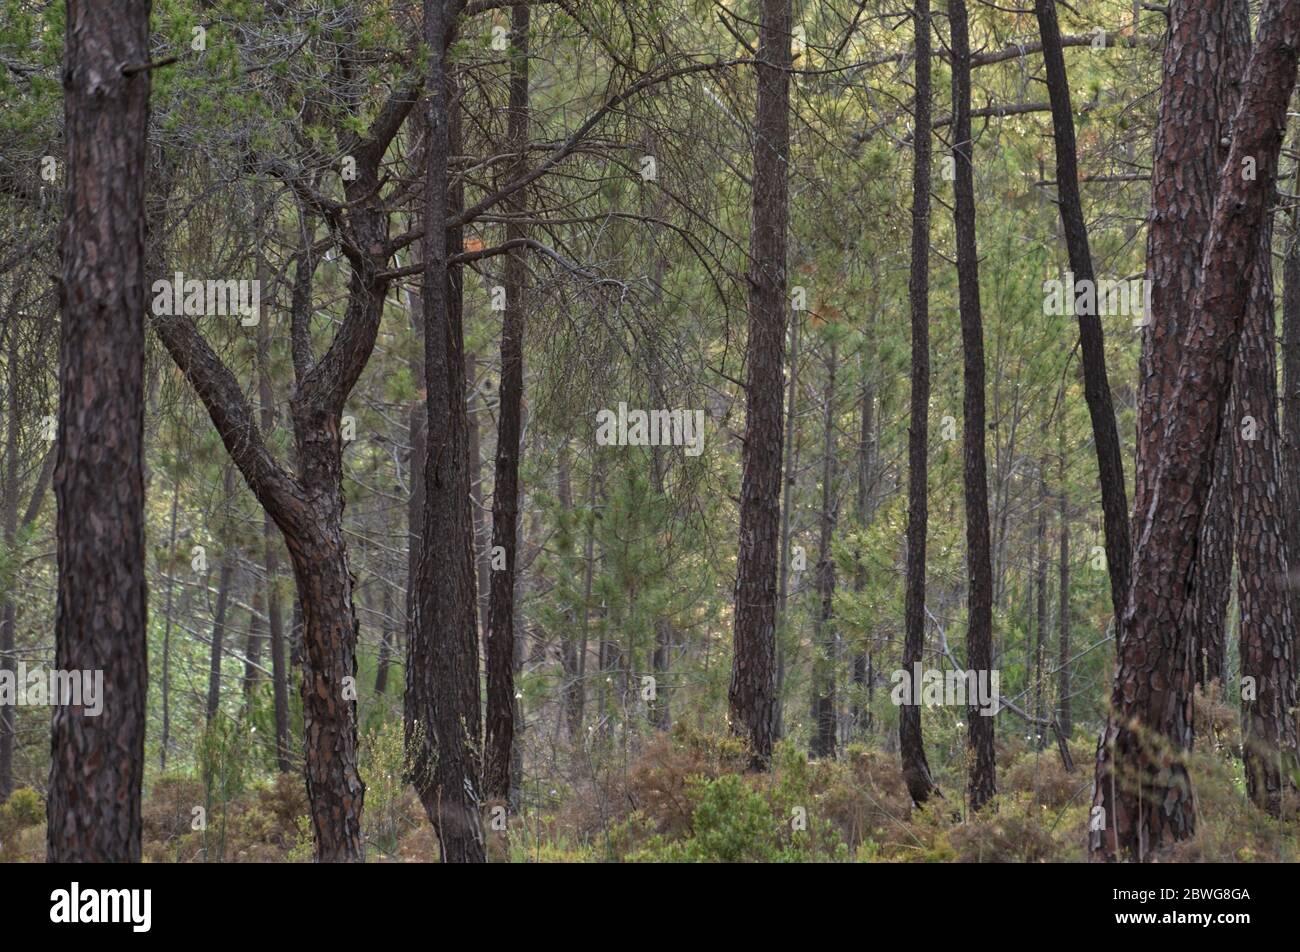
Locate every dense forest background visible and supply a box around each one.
[1,0,1298,863]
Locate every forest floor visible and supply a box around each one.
[1,688,1295,863]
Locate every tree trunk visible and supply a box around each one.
[1283,160,1300,648]
[1035,446,1048,745]
[900,0,938,806]
[0,314,20,801]
[160,478,180,769]
[244,579,265,699]
[1033,0,1131,623]
[408,0,486,862]
[1189,423,1235,687]
[265,520,290,772]
[774,309,801,742]
[1057,431,1071,739]
[47,0,151,863]
[376,580,394,696]
[851,331,876,737]
[811,339,838,760]
[256,265,291,771]
[949,0,996,812]
[485,1,531,802]
[205,545,235,724]
[1091,0,1300,860]
[729,0,791,770]
[1235,212,1300,815]
[283,524,365,862]
[205,467,239,724]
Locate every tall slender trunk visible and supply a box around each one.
[485,1,531,802]
[405,261,426,666]
[468,353,490,633]
[376,581,394,696]
[1196,2,1253,687]
[159,478,180,769]
[811,339,838,760]
[1034,444,1048,744]
[244,583,266,698]
[949,0,996,812]
[47,0,151,862]
[265,520,290,772]
[1283,159,1300,644]
[1032,0,1131,622]
[774,310,801,742]
[205,467,238,723]
[729,0,791,770]
[408,0,486,862]
[900,0,937,806]
[1,315,20,800]
[255,257,291,771]
[575,456,600,738]
[1057,431,1071,739]
[851,333,876,737]
[205,544,235,723]
[554,443,583,738]
[1235,210,1300,815]
[1091,0,1300,860]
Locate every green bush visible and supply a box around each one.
[0,787,43,834]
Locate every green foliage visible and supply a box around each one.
[359,719,411,854]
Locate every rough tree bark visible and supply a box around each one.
[407,0,487,862]
[774,309,801,742]
[900,0,938,805]
[949,0,996,812]
[1090,0,1300,861]
[1188,0,1251,688]
[0,313,19,801]
[47,0,151,863]
[1235,212,1300,816]
[204,470,237,725]
[1284,164,1300,641]
[485,0,531,803]
[1032,0,1131,622]
[1058,431,1071,739]
[256,268,292,771]
[729,0,791,770]
[811,339,838,760]
[851,325,877,737]
[1035,445,1048,741]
